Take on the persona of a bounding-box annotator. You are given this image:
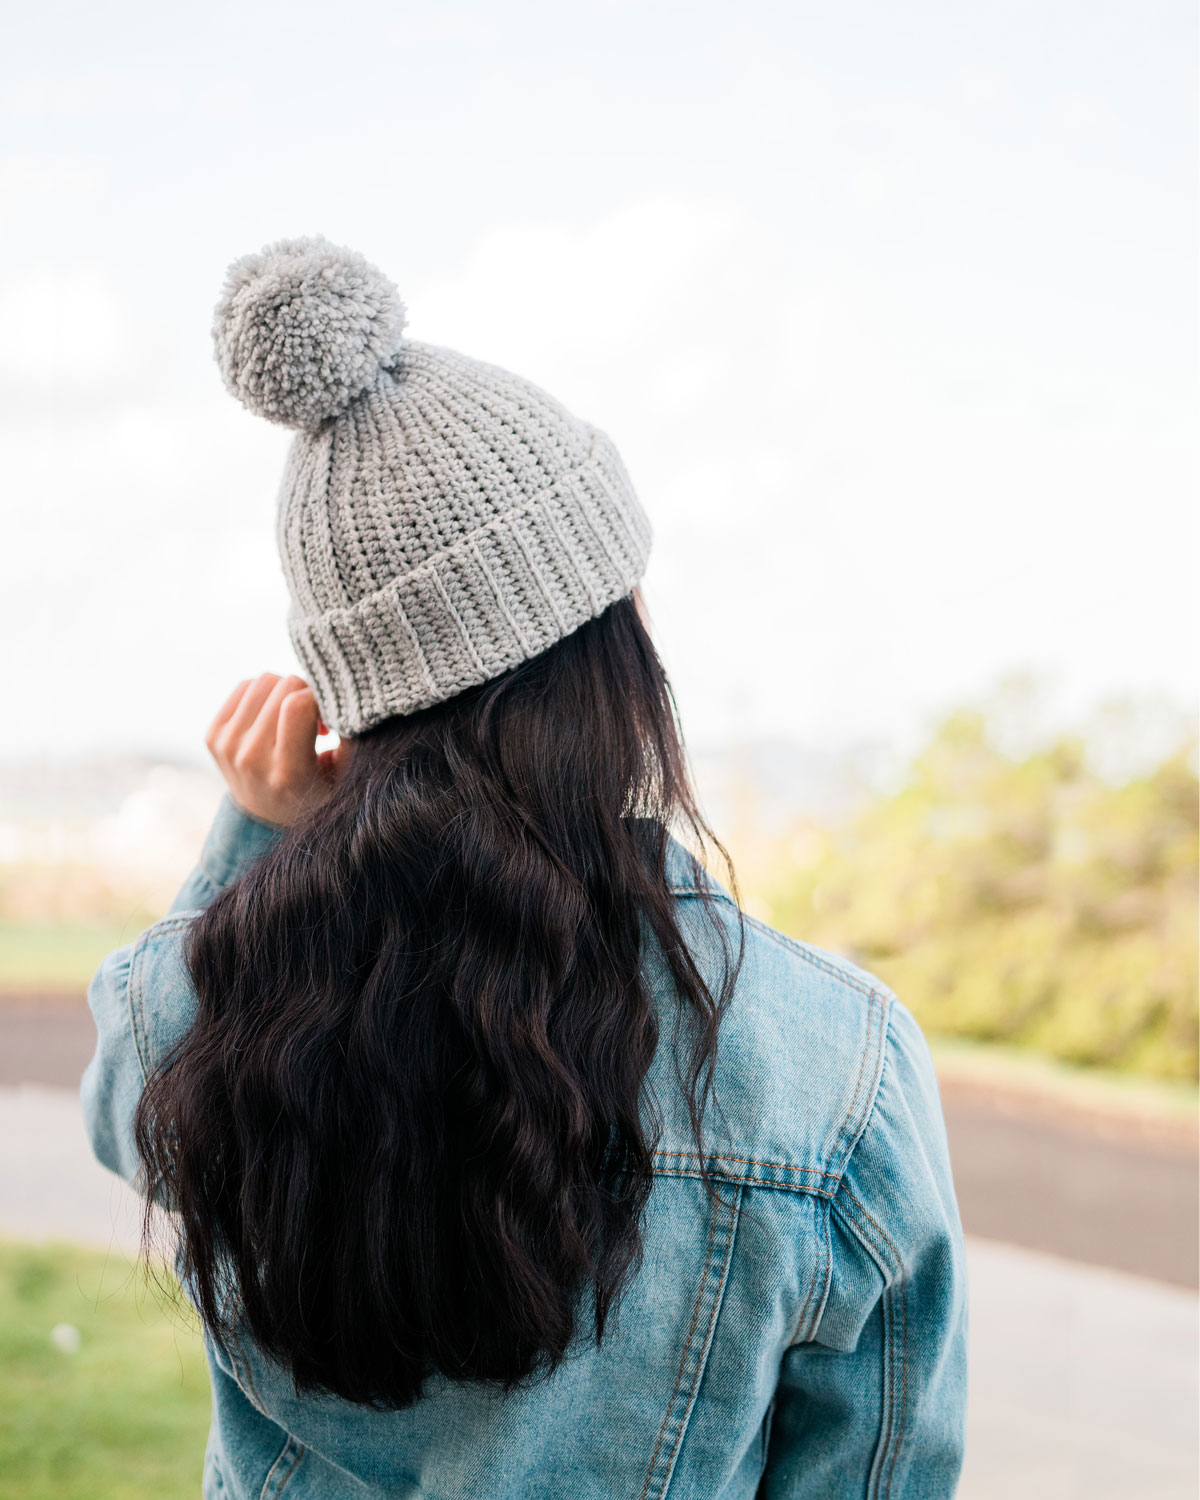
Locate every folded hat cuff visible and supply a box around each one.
[288,429,652,736]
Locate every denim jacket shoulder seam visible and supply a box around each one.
[826,988,894,1180]
[657,899,895,1193]
[738,913,895,1004]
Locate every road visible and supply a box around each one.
[939,1081,1197,1288]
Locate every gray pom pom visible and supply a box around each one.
[213,235,407,429]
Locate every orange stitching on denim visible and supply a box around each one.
[738,913,885,1000]
[222,1335,250,1411]
[862,995,892,1131]
[219,1318,266,1417]
[653,1151,836,1179]
[884,1278,909,1500]
[838,1189,903,1273]
[668,884,897,1008]
[260,1436,304,1500]
[260,1437,290,1500]
[827,989,877,1175]
[651,1167,836,1197]
[639,1188,724,1500]
[656,1188,739,1496]
[880,1232,909,1499]
[843,985,891,1173]
[231,1327,267,1416]
[837,1189,908,1499]
[833,1197,896,1496]
[272,1442,306,1500]
[878,1284,898,1500]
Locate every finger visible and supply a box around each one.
[276,687,322,776]
[222,673,283,745]
[207,679,252,746]
[238,675,308,760]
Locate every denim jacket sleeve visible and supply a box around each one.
[760,999,968,1498]
[80,794,286,1187]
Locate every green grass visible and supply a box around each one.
[0,1240,210,1500]
[0,923,144,994]
[929,1036,1200,1125]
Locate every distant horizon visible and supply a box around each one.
[4,1,1195,767]
[3,670,1193,787]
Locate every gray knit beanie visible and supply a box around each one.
[212,235,652,737]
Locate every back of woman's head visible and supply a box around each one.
[134,595,739,1409]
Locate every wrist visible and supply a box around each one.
[199,792,289,889]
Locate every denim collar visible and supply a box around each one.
[663,830,733,902]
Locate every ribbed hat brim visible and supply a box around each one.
[288,427,652,735]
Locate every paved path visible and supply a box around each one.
[939,1084,1197,1287]
[5,1002,1195,1286]
[957,1239,1197,1500]
[0,1082,1196,1499]
[0,1004,97,1088]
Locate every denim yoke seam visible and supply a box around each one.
[665,882,895,1192]
[638,1181,743,1500]
[663,885,893,1370]
[653,1151,838,1183]
[646,996,891,1196]
[832,1188,909,1500]
[259,1434,307,1500]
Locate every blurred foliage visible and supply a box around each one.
[0,1240,208,1500]
[0,923,148,993]
[0,865,160,992]
[755,711,1198,1081]
[0,861,159,928]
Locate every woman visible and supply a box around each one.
[83,237,967,1498]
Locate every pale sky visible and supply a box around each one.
[3,0,1195,768]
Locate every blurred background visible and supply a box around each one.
[1,2,1195,1497]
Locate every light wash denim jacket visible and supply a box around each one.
[82,795,968,1499]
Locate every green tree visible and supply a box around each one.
[761,711,1198,1080]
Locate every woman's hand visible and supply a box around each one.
[205,673,353,827]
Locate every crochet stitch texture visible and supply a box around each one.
[213,236,652,736]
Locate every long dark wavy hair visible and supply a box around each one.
[134,594,741,1410]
